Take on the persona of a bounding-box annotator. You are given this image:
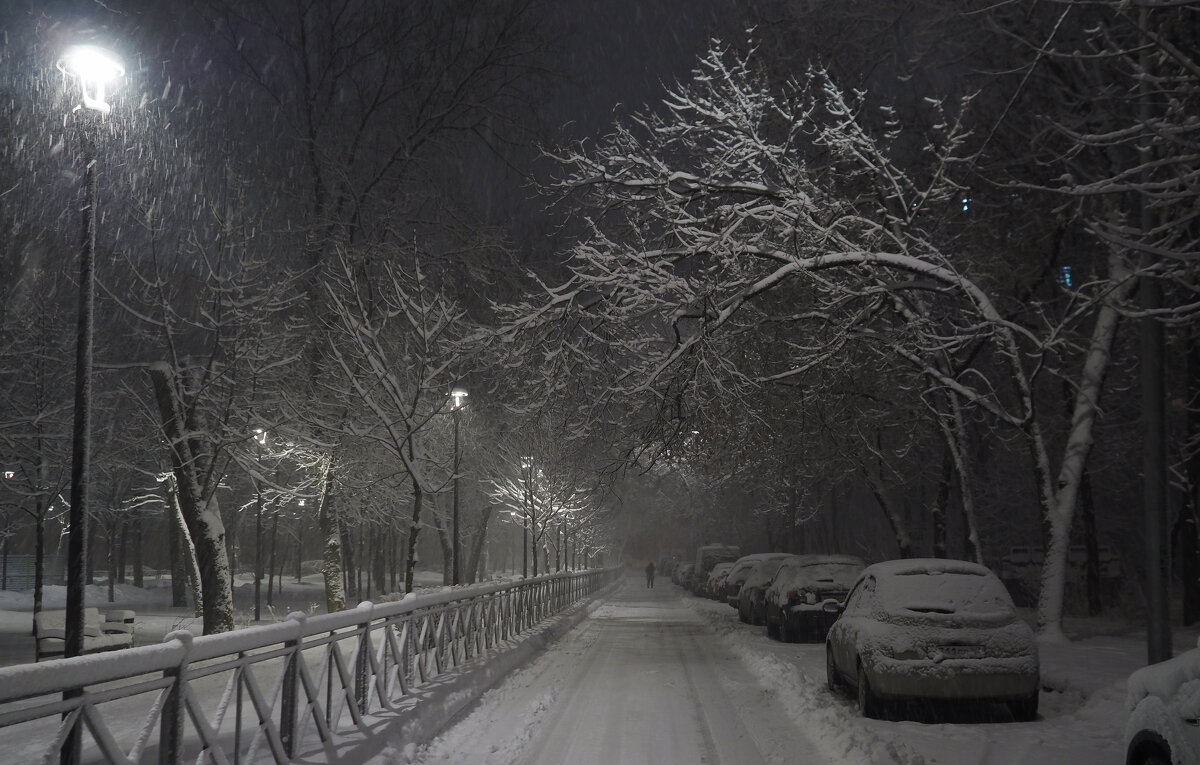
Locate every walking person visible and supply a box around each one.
[645,561,656,588]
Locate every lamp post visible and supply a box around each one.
[520,459,533,578]
[450,387,468,585]
[253,429,267,622]
[57,43,122,765]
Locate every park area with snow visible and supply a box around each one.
[0,571,1193,764]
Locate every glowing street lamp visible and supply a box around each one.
[58,46,124,114]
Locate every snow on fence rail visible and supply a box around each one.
[0,567,619,764]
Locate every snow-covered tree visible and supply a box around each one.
[497,43,1146,638]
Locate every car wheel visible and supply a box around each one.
[1009,692,1038,722]
[856,663,881,719]
[826,646,842,693]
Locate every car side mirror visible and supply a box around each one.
[822,600,844,614]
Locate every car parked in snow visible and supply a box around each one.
[1125,644,1200,765]
[825,558,1040,721]
[724,553,792,610]
[674,563,695,589]
[763,554,865,642]
[705,562,736,599]
[737,555,794,625]
[692,544,740,595]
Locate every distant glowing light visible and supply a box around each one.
[961,197,971,213]
[1059,265,1073,288]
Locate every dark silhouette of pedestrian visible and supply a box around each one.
[645,561,656,588]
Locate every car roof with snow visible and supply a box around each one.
[726,553,791,582]
[863,558,990,577]
[858,558,1017,618]
[789,554,867,569]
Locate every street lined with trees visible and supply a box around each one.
[0,1,1196,674]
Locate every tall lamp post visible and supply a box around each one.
[450,387,468,584]
[58,44,123,658]
[57,43,123,765]
[520,458,533,578]
[253,429,268,622]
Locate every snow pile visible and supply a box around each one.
[690,598,926,765]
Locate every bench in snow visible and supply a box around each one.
[34,608,135,662]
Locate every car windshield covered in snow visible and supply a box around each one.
[744,557,790,589]
[778,559,863,593]
[875,566,1017,622]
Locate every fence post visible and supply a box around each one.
[280,612,306,758]
[158,631,193,765]
[355,605,373,716]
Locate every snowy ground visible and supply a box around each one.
[404,574,1197,765]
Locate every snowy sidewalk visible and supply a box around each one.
[405,575,822,765]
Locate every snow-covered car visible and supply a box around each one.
[1125,645,1200,765]
[674,563,694,589]
[825,558,1040,720]
[725,553,792,610]
[737,555,794,626]
[705,562,736,599]
[764,554,865,642]
[692,544,740,594]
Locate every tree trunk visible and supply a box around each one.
[372,524,387,594]
[863,468,912,558]
[106,521,116,603]
[390,529,399,591]
[267,512,279,607]
[149,366,233,634]
[1185,331,1200,625]
[340,523,357,602]
[317,461,346,613]
[132,515,143,588]
[86,518,97,584]
[296,521,304,583]
[168,507,188,608]
[1035,252,1136,640]
[467,506,494,584]
[175,504,204,618]
[404,481,426,593]
[431,499,453,585]
[948,394,984,564]
[1080,470,1104,616]
[33,509,44,616]
[117,519,128,584]
[932,449,952,559]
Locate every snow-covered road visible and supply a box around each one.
[403,576,822,764]
[401,573,1132,765]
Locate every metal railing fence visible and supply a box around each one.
[0,567,619,764]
